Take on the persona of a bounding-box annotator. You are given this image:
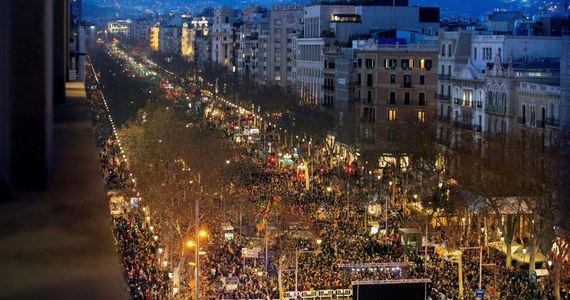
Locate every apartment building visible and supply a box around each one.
[295,1,440,107]
[107,20,131,37]
[210,7,239,67]
[266,4,304,87]
[159,25,181,53]
[354,38,439,157]
[446,34,562,136]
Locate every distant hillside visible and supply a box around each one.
[83,2,118,20]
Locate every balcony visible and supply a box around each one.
[453,98,463,106]
[517,117,526,125]
[400,82,413,88]
[485,105,506,115]
[438,74,451,80]
[437,94,451,102]
[546,118,560,127]
[476,101,483,108]
[453,121,474,131]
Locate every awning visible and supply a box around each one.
[489,240,548,262]
[512,248,549,263]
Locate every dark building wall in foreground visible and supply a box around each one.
[0,0,126,298]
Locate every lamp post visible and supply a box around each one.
[194,173,201,300]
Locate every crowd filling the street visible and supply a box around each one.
[84,39,569,300]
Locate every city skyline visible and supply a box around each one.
[84,0,569,19]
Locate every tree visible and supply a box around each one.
[117,103,242,286]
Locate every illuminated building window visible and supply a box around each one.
[417,111,425,122]
[388,109,397,121]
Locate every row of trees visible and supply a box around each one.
[394,113,570,298]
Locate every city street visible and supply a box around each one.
[85,36,561,300]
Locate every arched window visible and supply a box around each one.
[522,104,526,124]
[487,91,493,106]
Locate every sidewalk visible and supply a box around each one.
[0,82,127,300]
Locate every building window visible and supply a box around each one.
[419,75,425,85]
[389,92,396,104]
[274,18,282,25]
[358,58,362,68]
[384,58,396,70]
[367,91,372,103]
[473,47,477,60]
[365,58,375,69]
[441,44,445,57]
[403,75,411,87]
[275,75,281,81]
[404,92,410,105]
[386,128,395,141]
[390,74,396,84]
[388,109,397,121]
[419,92,425,106]
[417,111,425,122]
[363,127,375,141]
[363,107,376,122]
[420,59,432,70]
[367,74,373,87]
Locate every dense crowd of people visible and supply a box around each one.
[85,48,567,300]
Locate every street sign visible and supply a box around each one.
[475,289,484,299]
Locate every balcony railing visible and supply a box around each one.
[437,94,450,102]
[453,98,463,106]
[438,74,451,80]
[476,101,483,108]
[485,105,506,115]
[401,82,413,88]
[546,118,560,127]
[517,117,526,125]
